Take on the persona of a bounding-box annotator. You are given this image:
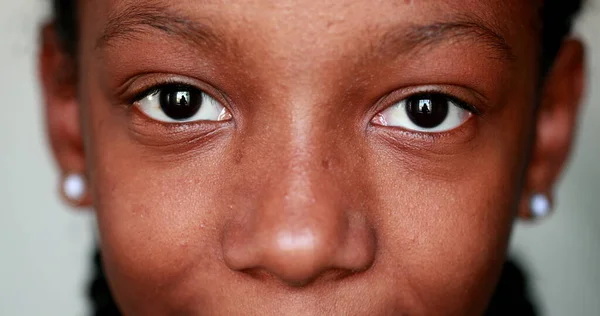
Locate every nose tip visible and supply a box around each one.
[223,212,376,286]
[261,228,365,285]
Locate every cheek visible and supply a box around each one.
[81,84,231,312]
[368,128,527,313]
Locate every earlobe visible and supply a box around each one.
[518,38,586,220]
[39,23,91,208]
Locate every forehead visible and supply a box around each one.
[93,0,537,20]
[83,0,539,52]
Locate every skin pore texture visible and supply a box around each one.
[40,0,585,315]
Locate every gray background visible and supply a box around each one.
[0,1,598,315]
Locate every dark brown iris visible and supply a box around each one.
[405,94,449,129]
[159,86,203,120]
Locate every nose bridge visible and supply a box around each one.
[249,84,349,214]
[222,96,375,285]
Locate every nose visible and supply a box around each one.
[222,164,376,286]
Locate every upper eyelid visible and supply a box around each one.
[396,93,479,115]
[377,86,489,116]
[132,83,201,103]
[131,87,160,104]
[437,94,480,115]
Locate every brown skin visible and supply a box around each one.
[39,0,585,315]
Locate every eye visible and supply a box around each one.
[372,93,474,133]
[134,84,231,123]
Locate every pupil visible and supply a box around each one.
[159,86,203,120]
[405,94,449,128]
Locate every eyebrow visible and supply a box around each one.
[95,4,226,53]
[377,19,516,62]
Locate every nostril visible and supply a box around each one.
[241,267,357,287]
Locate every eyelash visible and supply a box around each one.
[392,91,480,115]
[130,83,187,105]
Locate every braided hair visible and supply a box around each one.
[49,1,584,315]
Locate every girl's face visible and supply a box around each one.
[41,0,584,315]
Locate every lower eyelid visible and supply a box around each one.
[128,119,232,161]
[371,116,478,148]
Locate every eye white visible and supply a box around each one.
[375,97,472,133]
[135,88,230,123]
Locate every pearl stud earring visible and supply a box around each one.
[529,193,552,219]
[62,173,87,204]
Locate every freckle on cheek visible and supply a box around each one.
[321,158,330,170]
[234,149,244,165]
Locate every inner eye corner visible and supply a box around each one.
[370,112,388,127]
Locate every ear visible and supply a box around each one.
[39,22,91,208]
[518,39,586,219]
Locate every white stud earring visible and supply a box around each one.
[529,193,552,219]
[62,173,87,204]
